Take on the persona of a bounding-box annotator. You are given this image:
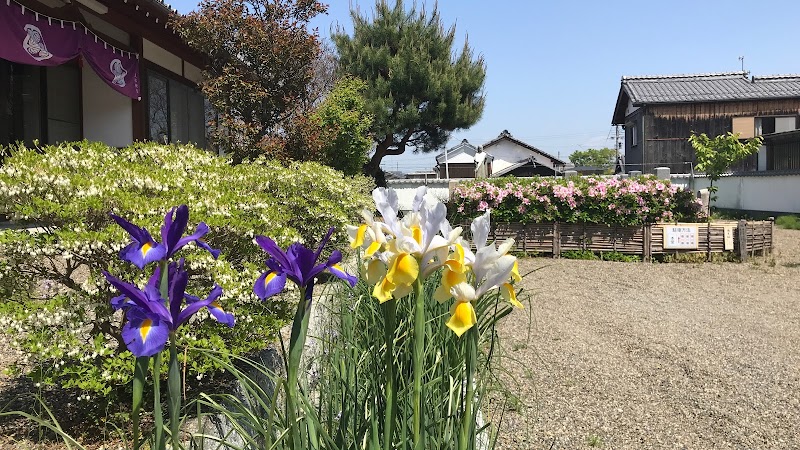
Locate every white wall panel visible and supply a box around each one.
[81,64,133,147]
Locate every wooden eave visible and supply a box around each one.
[99,0,205,67]
[611,86,631,125]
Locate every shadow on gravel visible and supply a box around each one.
[0,375,137,446]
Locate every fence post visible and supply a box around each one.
[552,222,560,258]
[643,225,651,262]
[768,217,775,255]
[612,225,618,252]
[521,224,528,253]
[737,219,748,262]
[582,223,587,251]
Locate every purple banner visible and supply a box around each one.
[0,2,80,66]
[81,32,141,100]
[0,1,141,99]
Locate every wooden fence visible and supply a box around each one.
[474,219,773,261]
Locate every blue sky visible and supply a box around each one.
[171,0,800,173]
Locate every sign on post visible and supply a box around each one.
[662,224,698,249]
[723,226,735,251]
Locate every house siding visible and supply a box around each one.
[445,163,476,179]
[624,109,643,172]
[488,140,552,173]
[623,100,800,173]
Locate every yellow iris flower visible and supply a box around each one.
[445,283,478,336]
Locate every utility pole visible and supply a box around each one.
[615,125,621,160]
[445,146,450,179]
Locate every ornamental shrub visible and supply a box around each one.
[0,140,373,399]
[449,176,705,227]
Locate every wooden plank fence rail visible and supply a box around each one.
[461,219,774,261]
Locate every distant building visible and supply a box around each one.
[434,130,566,178]
[612,72,800,173]
[434,139,489,178]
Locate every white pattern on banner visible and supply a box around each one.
[5,0,140,61]
[22,23,51,61]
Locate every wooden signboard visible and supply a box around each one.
[662,224,698,249]
[723,226,735,251]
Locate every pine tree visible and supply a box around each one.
[333,0,486,179]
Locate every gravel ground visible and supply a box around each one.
[2,229,799,449]
[492,228,800,449]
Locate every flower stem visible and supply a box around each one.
[412,277,425,450]
[152,352,164,450]
[153,260,169,450]
[287,288,312,447]
[168,334,181,450]
[131,356,148,450]
[459,326,478,450]
[381,300,397,450]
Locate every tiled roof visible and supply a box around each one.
[622,72,800,104]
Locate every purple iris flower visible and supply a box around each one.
[110,205,220,269]
[103,262,234,357]
[254,227,357,301]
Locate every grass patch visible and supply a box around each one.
[656,252,738,263]
[776,215,800,230]
[599,251,641,262]
[587,434,604,447]
[560,250,640,262]
[561,250,599,260]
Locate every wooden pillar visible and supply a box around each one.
[643,225,651,262]
[737,219,748,262]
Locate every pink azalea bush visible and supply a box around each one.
[449,176,705,226]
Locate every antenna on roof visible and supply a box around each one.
[738,56,745,73]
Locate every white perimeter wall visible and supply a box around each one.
[386,179,452,211]
[689,174,800,214]
[390,174,800,214]
[82,64,133,147]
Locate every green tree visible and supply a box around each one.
[569,147,617,168]
[689,132,763,213]
[313,77,374,176]
[258,76,374,176]
[333,0,486,179]
[689,131,763,259]
[175,0,327,162]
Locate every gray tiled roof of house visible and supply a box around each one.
[622,72,800,104]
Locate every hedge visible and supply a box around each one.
[0,140,373,398]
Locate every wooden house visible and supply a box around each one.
[434,131,566,179]
[1,0,206,149]
[434,139,491,178]
[482,130,566,177]
[612,72,800,173]
[762,129,800,171]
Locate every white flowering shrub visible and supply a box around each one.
[0,140,373,398]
